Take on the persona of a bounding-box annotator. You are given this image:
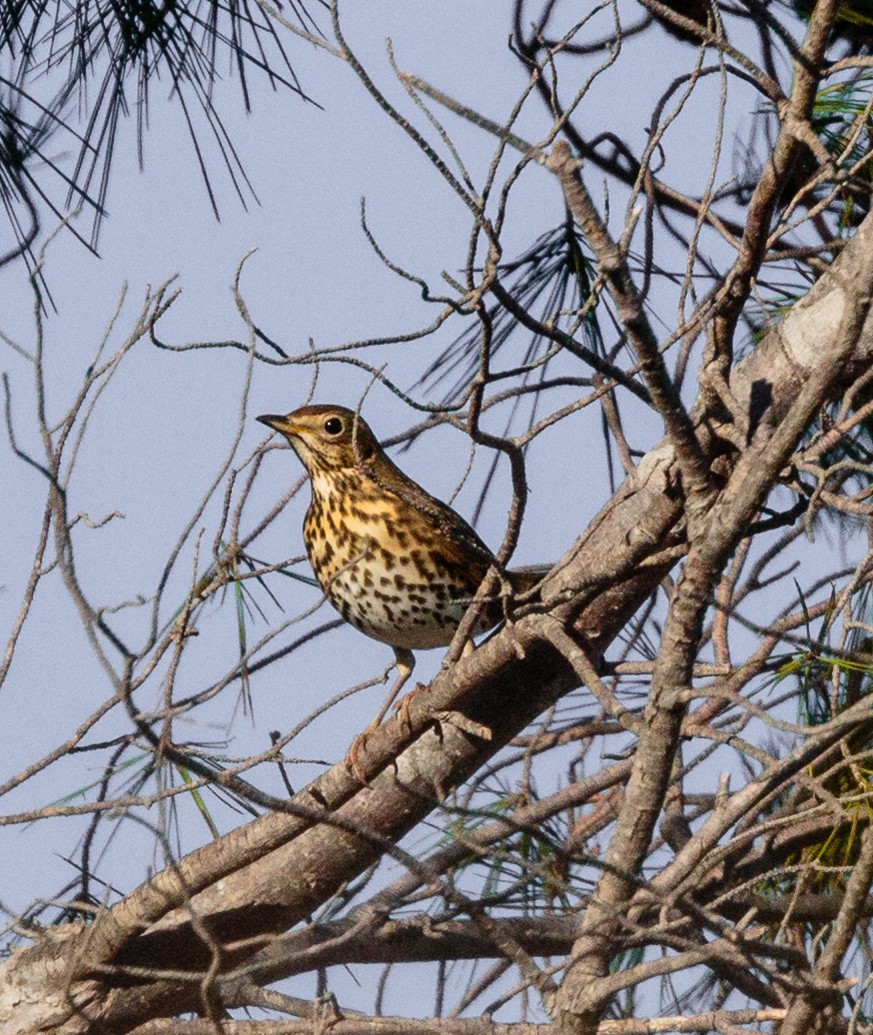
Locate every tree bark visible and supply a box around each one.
[3,208,873,1035]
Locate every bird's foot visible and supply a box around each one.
[345,649,416,783]
[395,681,427,733]
[345,681,427,783]
[345,724,376,784]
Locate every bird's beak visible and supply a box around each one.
[257,413,290,434]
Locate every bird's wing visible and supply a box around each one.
[364,454,495,569]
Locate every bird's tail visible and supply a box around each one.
[507,564,551,594]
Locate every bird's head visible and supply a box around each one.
[257,405,379,475]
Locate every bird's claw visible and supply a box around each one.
[395,681,426,733]
[346,683,428,783]
[345,728,373,784]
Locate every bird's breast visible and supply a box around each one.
[303,486,490,650]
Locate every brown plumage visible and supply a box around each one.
[258,404,542,739]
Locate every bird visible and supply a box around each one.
[257,404,543,757]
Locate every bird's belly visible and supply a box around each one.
[325,554,472,650]
[305,512,485,650]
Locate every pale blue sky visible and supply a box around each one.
[0,1,818,1018]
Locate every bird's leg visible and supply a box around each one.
[346,647,415,780]
[397,639,474,730]
[373,647,415,727]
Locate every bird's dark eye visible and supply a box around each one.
[323,417,343,436]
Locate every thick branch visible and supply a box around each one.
[6,212,873,1035]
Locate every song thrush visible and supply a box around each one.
[258,404,541,737]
